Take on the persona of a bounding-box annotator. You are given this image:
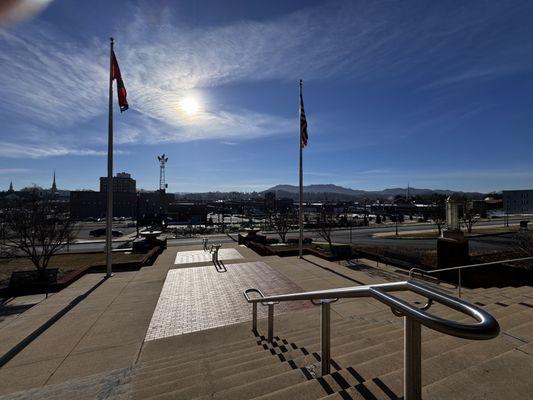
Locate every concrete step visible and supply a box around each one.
[145,368,309,400]
[249,376,332,400]
[356,317,528,399]
[133,321,444,399]
[132,361,298,399]
[137,308,330,363]
[249,368,392,400]
[136,319,379,375]
[422,344,533,399]
[468,286,531,296]
[465,294,531,307]
[505,320,533,343]
[316,378,396,400]
[137,302,494,392]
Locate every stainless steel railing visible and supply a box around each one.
[243,280,499,400]
[409,255,533,298]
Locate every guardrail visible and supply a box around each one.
[409,255,533,298]
[243,280,499,400]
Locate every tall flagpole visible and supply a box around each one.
[105,37,114,278]
[298,80,304,259]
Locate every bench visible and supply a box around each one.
[9,268,59,297]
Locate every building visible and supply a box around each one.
[70,171,173,220]
[167,202,207,225]
[100,172,136,193]
[503,189,533,214]
[470,197,503,217]
[70,190,174,220]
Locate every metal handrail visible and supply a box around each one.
[242,280,499,400]
[409,255,533,298]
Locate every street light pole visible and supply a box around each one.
[136,192,140,237]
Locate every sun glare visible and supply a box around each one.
[180,97,200,116]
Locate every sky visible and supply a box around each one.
[1,0,533,193]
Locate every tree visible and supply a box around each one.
[513,230,533,256]
[428,202,446,236]
[0,195,76,274]
[461,201,478,233]
[317,206,335,253]
[273,211,293,243]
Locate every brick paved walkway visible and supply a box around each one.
[145,261,311,341]
[174,248,243,265]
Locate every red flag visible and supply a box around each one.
[111,50,128,112]
[299,81,308,148]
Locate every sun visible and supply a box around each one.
[180,97,200,116]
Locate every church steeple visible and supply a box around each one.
[51,171,57,193]
[8,181,13,193]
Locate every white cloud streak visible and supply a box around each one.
[0,142,123,158]
[0,1,532,157]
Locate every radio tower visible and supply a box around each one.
[157,154,168,193]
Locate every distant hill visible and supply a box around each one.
[264,184,484,200]
[266,184,367,196]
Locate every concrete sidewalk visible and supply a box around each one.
[0,249,174,395]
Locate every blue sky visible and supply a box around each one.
[1,0,533,193]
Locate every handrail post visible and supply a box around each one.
[321,300,331,375]
[252,302,257,333]
[404,316,422,400]
[458,269,462,298]
[267,303,274,342]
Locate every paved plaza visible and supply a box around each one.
[145,261,311,341]
[173,248,243,265]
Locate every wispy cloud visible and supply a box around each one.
[0,168,32,174]
[1,1,532,157]
[0,142,124,158]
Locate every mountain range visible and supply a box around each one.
[264,184,485,200]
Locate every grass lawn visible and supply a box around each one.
[0,252,145,284]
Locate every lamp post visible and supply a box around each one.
[136,192,140,237]
[395,212,399,236]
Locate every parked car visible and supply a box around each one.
[89,228,123,237]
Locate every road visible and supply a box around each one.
[164,219,517,252]
[59,218,520,253]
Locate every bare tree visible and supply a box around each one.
[317,206,335,253]
[461,202,479,233]
[273,211,293,243]
[428,203,446,236]
[513,230,533,256]
[0,194,76,275]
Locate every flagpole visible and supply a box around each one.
[298,80,304,259]
[105,37,114,278]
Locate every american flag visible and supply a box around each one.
[300,80,308,148]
